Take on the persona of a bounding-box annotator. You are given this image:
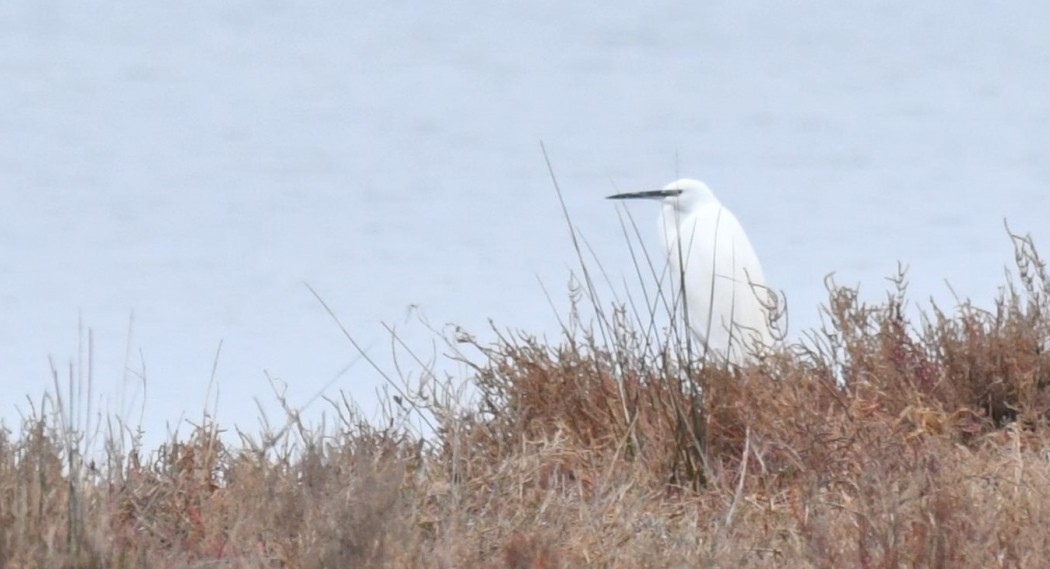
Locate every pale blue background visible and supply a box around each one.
[2,1,1048,448]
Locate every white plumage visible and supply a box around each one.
[609,178,774,364]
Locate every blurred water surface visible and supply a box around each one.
[2,1,1048,448]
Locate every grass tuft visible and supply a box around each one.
[2,225,1049,567]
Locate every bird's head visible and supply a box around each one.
[607,178,719,214]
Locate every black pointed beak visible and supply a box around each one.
[606,189,683,200]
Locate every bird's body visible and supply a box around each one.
[609,178,773,364]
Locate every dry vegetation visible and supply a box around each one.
[2,229,1050,568]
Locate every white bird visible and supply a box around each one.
[608,178,774,364]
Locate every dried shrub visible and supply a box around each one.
[2,229,1049,567]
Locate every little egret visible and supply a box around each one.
[608,178,774,364]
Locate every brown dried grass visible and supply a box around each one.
[1,230,1049,567]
